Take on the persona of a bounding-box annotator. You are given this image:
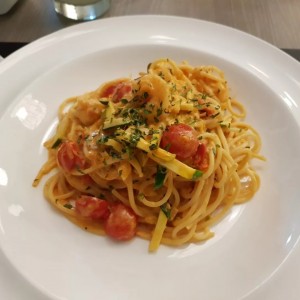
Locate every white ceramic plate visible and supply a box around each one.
[0,16,300,300]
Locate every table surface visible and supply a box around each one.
[0,0,300,49]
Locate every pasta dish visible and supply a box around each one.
[33,58,265,252]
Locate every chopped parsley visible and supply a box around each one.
[51,138,62,149]
[129,128,142,147]
[211,112,220,119]
[121,98,129,104]
[160,203,171,219]
[143,109,152,115]
[63,203,73,209]
[76,167,86,175]
[121,108,147,127]
[192,170,203,180]
[149,143,158,150]
[194,104,203,110]
[137,193,145,200]
[77,134,83,144]
[97,135,109,144]
[143,92,149,99]
[98,193,106,199]
[99,100,109,105]
[154,165,167,189]
[109,148,121,159]
[124,145,134,158]
[163,143,171,151]
[156,106,163,117]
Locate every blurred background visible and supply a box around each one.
[0,0,299,55]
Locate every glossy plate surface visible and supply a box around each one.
[0,15,300,300]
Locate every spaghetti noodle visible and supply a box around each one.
[33,58,265,252]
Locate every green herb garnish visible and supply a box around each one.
[160,203,171,219]
[164,143,171,151]
[51,138,62,149]
[97,135,109,144]
[137,193,145,200]
[77,135,83,144]
[76,167,86,175]
[109,149,121,159]
[211,112,220,119]
[99,100,109,105]
[143,92,149,99]
[63,203,73,209]
[121,99,129,104]
[143,109,152,115]
[156,106,163,117]
[154,165,167,189]
[99,193,106,200]
[149,143,158,150]
[129,128,142,147]
[192,170,203,180]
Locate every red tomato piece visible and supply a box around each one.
[101,82,132,103]
[101,85,116,98]
[193,143,209,170]
[75,196,110,220]
[104,204,137,241]
[57,141,86,172]
[160,124,199,161]
[113,83,132,103]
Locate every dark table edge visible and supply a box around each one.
[0,42,300,62]
[0,42,27,58]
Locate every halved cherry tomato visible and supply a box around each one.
[75,196,109,220]
[193,143,209,171]
[57,141,86,172]
[160,124,199,161]
[104,203,137,241]
[101,82,132,103]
